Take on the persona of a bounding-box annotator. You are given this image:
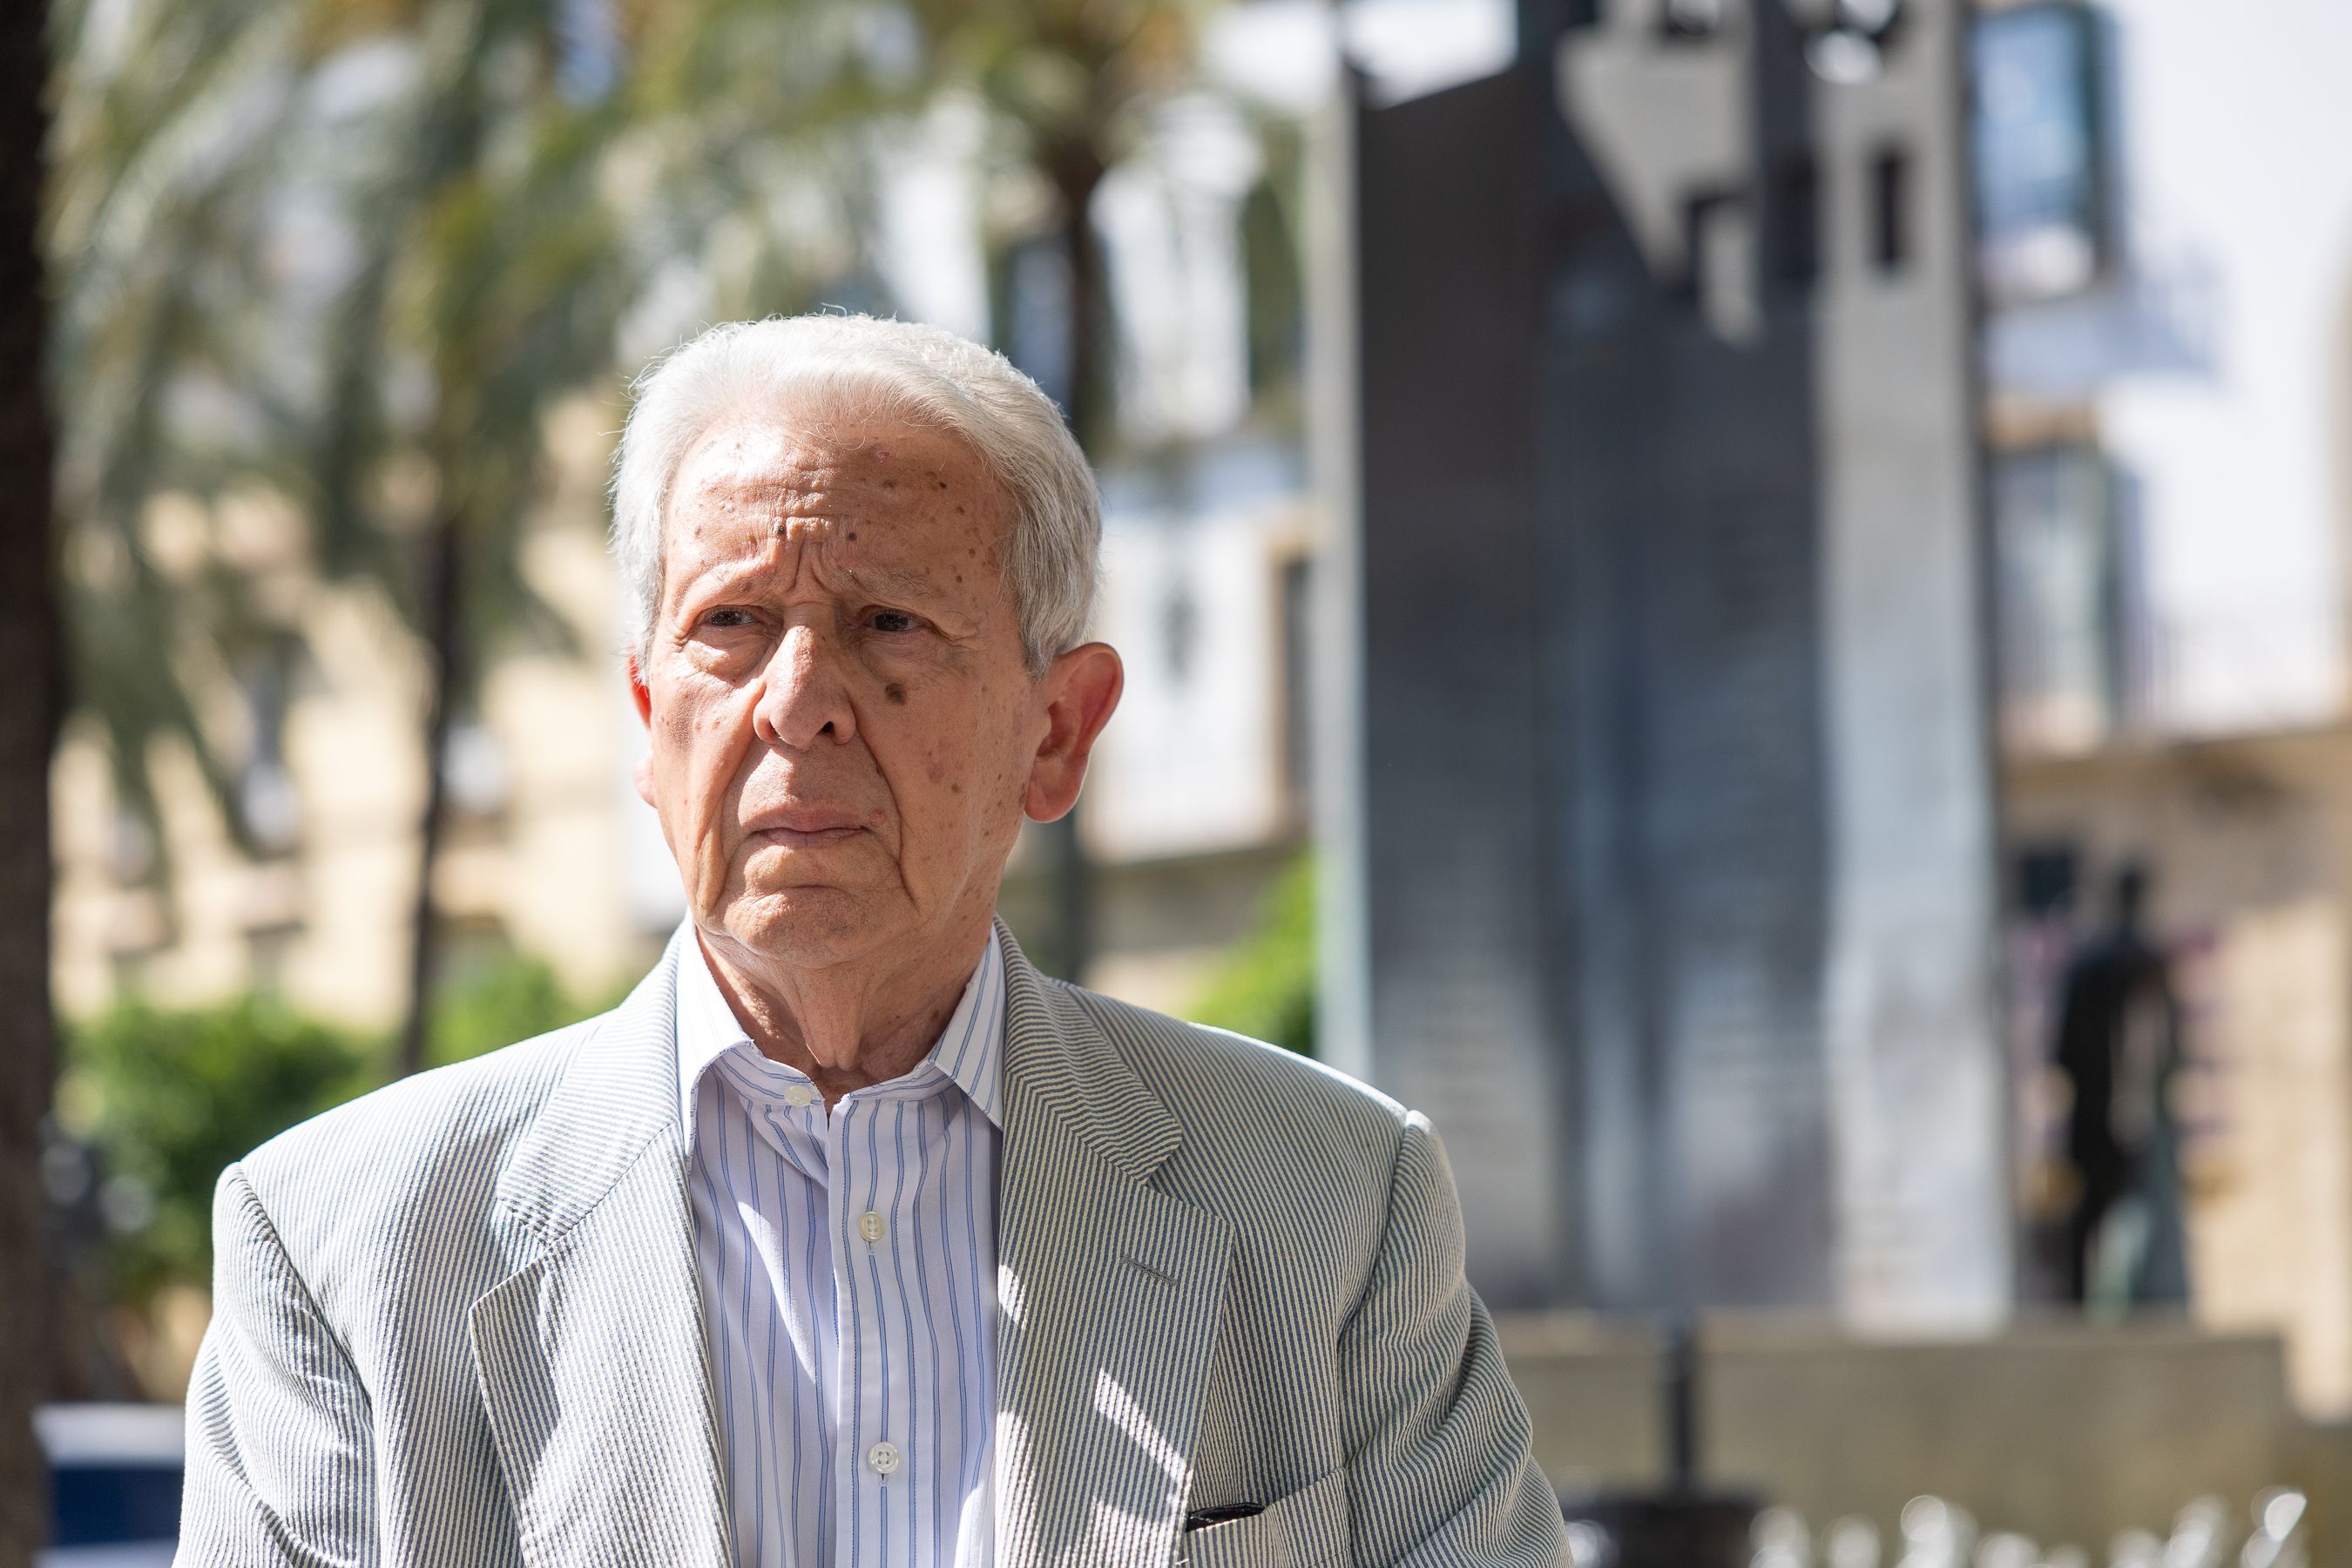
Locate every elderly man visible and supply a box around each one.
[179,316,1567,1567]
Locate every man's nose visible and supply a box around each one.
[753,621,859,750]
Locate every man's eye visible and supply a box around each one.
[701,608,757,631]
[867,609,920,634]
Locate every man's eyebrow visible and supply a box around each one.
[680,558,776,598]
[672,557,964,609]
[841,564,946,600]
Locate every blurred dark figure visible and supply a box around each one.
[2054,863,2190,1309]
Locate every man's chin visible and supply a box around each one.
[710,887,902,968]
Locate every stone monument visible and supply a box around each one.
[1315,0,2009,1329]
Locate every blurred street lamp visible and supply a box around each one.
[1664,0,1727,38]
[1781,0,1907,82]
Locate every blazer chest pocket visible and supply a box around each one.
[1181,1469,1349,1568]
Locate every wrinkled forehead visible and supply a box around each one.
[661,403,1015,565]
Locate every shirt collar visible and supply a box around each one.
[929,930,1005,1128]
[672,921,1007,1133]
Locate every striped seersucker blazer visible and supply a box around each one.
[178,923,1570,1568]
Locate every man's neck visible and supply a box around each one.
[695,917,995,1106]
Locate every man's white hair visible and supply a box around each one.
[610,314,1098,675]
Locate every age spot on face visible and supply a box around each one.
[884,682,907,706]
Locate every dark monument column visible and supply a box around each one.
[1348,65,1569,1310]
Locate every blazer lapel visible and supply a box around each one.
[992,929,1238,1568]
[469,929,732,1567]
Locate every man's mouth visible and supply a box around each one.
[743,805,871,848]
[753,824,864,849]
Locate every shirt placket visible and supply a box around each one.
[831,1093,903,1568]
[720,1059,835,1568]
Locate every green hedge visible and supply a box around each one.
[57,954,618,1304]
[58,997,371,1304]
[1187,852,1316,1058]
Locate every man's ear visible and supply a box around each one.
[1023,643,1124,824]
[628,652,652,725]
[628,654,659,809]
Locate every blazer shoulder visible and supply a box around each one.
[1058,982,1412,1174]
[231,1016,601,1271]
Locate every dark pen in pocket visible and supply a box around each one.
[1182,1504,1265,1531]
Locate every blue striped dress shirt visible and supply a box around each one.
[676,923,1004,1568]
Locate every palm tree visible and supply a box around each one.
[47,0,599,1075]
[47,0,308,873]
[290,0,652,1077]
[0,0,57,1556]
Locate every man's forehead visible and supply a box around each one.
[659,409,1011,591]
[674,410,986,502]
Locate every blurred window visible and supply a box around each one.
[1161,572,1199,685]
[2013,843,2079,920]
[813,268,895,322]
[1278,554,1313,813]
[1971,2,2109,304]
[442,719,510,822]
[1240,178,1302,407]
[1682,189,1761,343]
[106,808,155,888]
[554,0,619,102]
[1872,146,1912,274]
[1993,443,2119,753]
[235,652,300,855]
[1526,0,1601,32]
[993,234,1074,416]
[1660,0,1724,40]
[248,920,303,994]
[1769,156,1821,287]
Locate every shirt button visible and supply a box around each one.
[866,1440,901,1477]
[858,1211,887,1243]
[782,1085,814,1109]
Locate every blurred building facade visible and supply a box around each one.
[1983,0,2352,1416]
[51,402,649,1025]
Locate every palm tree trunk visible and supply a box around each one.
[395,508,463,1078]
[1041,149,1108,984]
[0,0,59,1558]
[1058,153,1110,457]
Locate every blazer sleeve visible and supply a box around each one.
[176,1163,378,1568]
[1335,1114,1569,1567]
